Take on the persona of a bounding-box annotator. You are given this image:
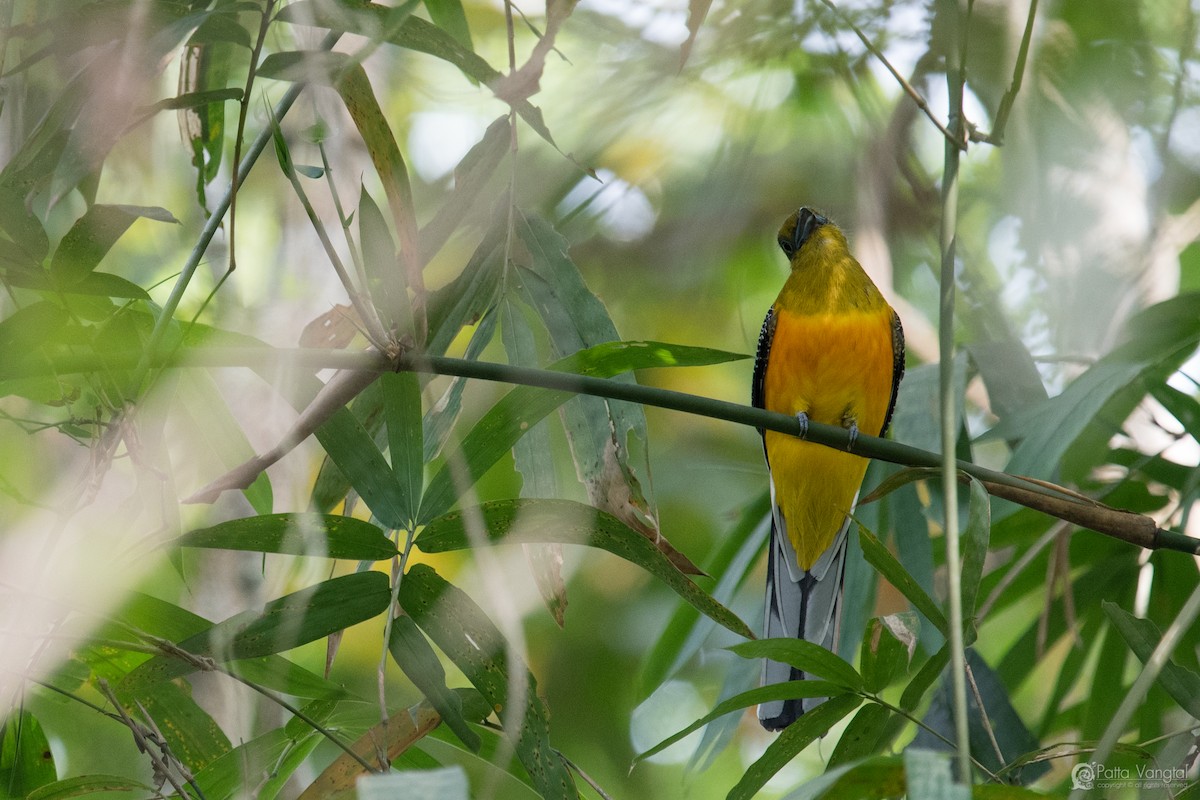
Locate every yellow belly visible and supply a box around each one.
[763,307,895,569]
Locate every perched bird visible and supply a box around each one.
[752,208,905,730]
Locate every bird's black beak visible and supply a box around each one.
[793,208,828,252]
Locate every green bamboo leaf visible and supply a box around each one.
[418,116,509,261]
[500,296,557,499]
[49,204,179,284]
[418,339,745,523]
[382,370,423,527]
[1102,601,1200,719]
[826,703,895,769]
[176,513,397,560]
[133,681,231,772]
[0,185,48,263]
[358,185,409,333]
[727,695,862,800]
[119,571,391,694]
[859,525,948,636]
[423,0,473,50]
[314,405,409,529]
[784,754,905,799]
[336,64,421,311]
[417,498,754,639]
[256,50,355,83]
[387,615,481,751]
[960,476,991,620]
[423,306,500,462]
[632,680,841,764]
[189,698,336,800]
[995,294,1200,484]
[25,775,156,800]
[728,639,863,691]
[396,564,577,800]
[0,710,56,796]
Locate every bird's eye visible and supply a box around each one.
[778,236,795,258]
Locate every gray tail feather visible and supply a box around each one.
[757,515,849,731]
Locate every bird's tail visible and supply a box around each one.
[757,514,849,731]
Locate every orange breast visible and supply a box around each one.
[763,307,896,568]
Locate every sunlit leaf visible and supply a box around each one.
[25,774,156,800]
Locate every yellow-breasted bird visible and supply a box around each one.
[752,208,904,730]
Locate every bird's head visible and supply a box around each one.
[777,208,829,261]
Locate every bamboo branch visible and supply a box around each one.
[8,344,1196,556]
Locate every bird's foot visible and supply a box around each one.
[845,421,859,451]
[795,411,810,440]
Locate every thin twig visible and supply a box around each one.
[964,660,1005,767]
[818,0,964,150]
[228,0,279,274]
[970,0,1038,145]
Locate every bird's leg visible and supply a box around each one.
[795,411,810,440]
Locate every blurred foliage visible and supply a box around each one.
[1,0,1200,798]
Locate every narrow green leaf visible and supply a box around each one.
[177,513,398,559]
[423,0,473,50]
[25,774,156,800]
[119,571,391,694]
[0,185,48,263]
[417,499,754,639]
[49,204,178,284]
[382,371,423,527]
[397,564,577,800]
[727,695,862,800]
[422,306,500,462]
[826,703,895,768]
[188,699,335,800]
[1102,601,1200,719]
[859,525,948,635]
[256,50,354,83]
[997,294,1200,484]
[0,710,57,796]
[418,116,509,260]
[133,681,231,772]
[784,754,905,800]
[387,615,481,751]
[728,639,863,690]
[314,405,409,529]
[358,185,409,333]
[633,680,840,764]
[960,476,991,620]
[501,296,557,499]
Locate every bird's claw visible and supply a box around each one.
[845,421,859,451]
[795,411,810,440]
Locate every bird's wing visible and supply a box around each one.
[880,308,905,436]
